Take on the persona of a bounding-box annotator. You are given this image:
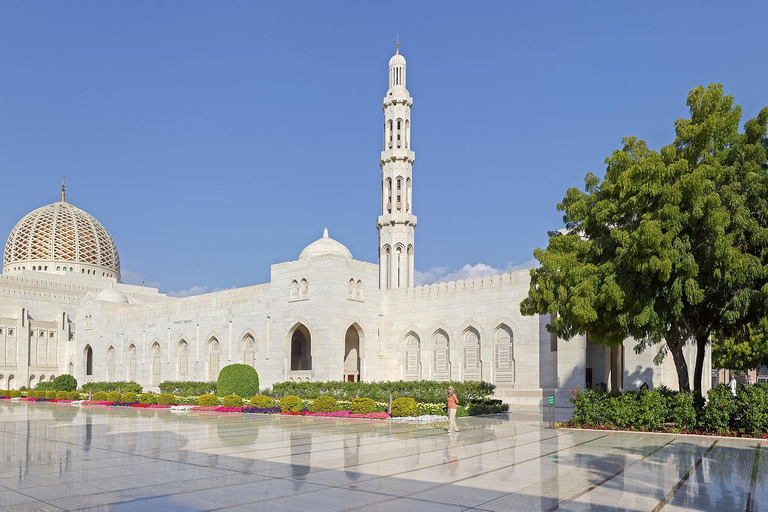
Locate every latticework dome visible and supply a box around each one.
[3,201,120,279]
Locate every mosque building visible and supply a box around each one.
[0,47,710,404]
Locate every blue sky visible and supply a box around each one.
[1,2,766,296]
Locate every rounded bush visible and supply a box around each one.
[391,397,417,417]
[93,391,108,401]
[121,392,138,404]
[222,395,243,408]
[45,391,56,400]
[249,395,275,408]
[106,391,122,403]
[216,364,259,397]
[140,393,157,405]
[51,374,77,392]
[199,394,220,407]
[350,397,375,414]
[312,396,338,413]
[124,382,142,394]
[280,395,303,413]
[10,390,21,398]
[157,393,176,405]
[67,391,80,400]
[55,391,69,400]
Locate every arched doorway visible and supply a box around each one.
[84,345,93,378]
[344,326,361,382]
[290,325,311,371]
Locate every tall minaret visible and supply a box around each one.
[378,43,417,289]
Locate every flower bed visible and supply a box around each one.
[129,403,173,409]
[242,406,280,414]
[280,410,390,419]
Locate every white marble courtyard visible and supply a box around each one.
[0,401,766,511]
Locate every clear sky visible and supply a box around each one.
[1,2,766,296]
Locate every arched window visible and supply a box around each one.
[395,247,402,288]
[406,245,413,288]
[406,178,411,212]
[356,280,363,299]
[84,345,93,376]
[208,338,220,381]
[290,280,299,299]
[405,119,410,148]
[151,343,162,385]
[107,346,116,381]
[348,279,355,296]
[404,333,420,381]
[382,246,391,289]
[433,330,450,381]
[396,178,402,211]
[242,334,256,367]
[178,341,189,379]
[128,345,137,380]
[495,325,515,384]
[385,178,392,213]
[396,119,402,148]
[300,279,308,298]
[344,325,361,382]
[388,120,393,149]
[68,362,73,376]
[463,328,481,381]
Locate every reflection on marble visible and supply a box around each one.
[0,402,766,511]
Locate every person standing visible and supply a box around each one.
[730,376,737,397]
[447,385,459,433]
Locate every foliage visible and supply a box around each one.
[140,393,157,405]
[159,381,216,396]
[467,399,510,416]
[157,393,176,405]
[106,392,121,403]
[221,395,243,408]
[52,375,77,392]
[45,391,56,400]
[216,365,259,397]
[713,319,768,371]
[737,384,768,436]
[92,391,108,401]
[279,395,303,413]
[636,390,668,430]
[121,392,138,404]
[607,393,638,429]
[270,380,495,404]
[55,391,69,400]
[68,391,80,400]
[416,402,447,416]
[312,396,338,413]
[10,390,21,398]
[198,394,220,407]
[82,381,142,394]
[521,84,768,393]
[391,397,417,417]
[570,388,610,426]
[249,395,275,408]
[34,382,55,391]
[702,384,738,433]
[671,392,697,429]
[349,397,375,414]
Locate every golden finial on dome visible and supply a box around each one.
[61,173,66,202]
[396,34,399,54]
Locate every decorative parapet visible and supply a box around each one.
[398,269,533,299]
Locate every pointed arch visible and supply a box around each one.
[432,329,450,381]
[107,346,116,381]
[287,322,312,371]
[150,342,162,385]
[127,344,137,381]
[207,336,221,381]
[343,322,365,382]
[462,326,482,381]
[241,329,257,368]
[83,345,93,377]
[403,330,421,381]
[494,323,515,385]
[177,340,189,379]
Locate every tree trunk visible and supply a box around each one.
[693,334,708,398]
[668,340,691,392]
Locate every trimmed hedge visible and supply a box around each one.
[92,391,109,401]
[157,393,176,405]
[199,394,220,407]
[45,391,56,400]
[270,380,494,404]
[250,395,275,408]
[467,399,509,416]
[159,381,216,396]
[280,395,303,413]
[55,391,69,400]
[121,392,138,404]
[217,364,259,397]
[107,392,122,403]
[222,395,243,408]
[312,396,338,413]
[391,397,417,417]
[68,391,80,400]
[350,397,375,414]
[52,375,78,392]
[140,393,157,405]
[83,381,142,394]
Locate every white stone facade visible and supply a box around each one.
[0,48,710,405]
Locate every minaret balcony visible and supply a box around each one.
[380,148,415,164]
[377,212,418,228]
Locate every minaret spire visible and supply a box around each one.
[61,173,66,202]
[396,34,399,54]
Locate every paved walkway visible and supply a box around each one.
[1,401,767,511]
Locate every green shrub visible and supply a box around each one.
[92,391,108,401]
[199,394,220,407]
[391,397,417,417]
[350,397,375,414]
[737,385,768,436]
[10,390,21,398]
[270,380,495,404]
[157,393,176,405]
[106,392,121,403]
[636,390,668,430]
[52,375,78,392]
[68,391,80,400]
[671,392,697,430]
[467,399,509,416]
[222,395,243,408]
[82,381,142,394]
[159,381,216,396]
[607,392,638,429]
[703,384,737,433]
[416,402,446,416]
[45,391,56,400]
[249,395,275,408]
[279,395,303,412]
[121,392,138,404]
[35,382,55,391]
[216,364,259,397]
[140,393,157,405]
[55,391,69,400]
[570,388,611,426]
[312,396,338,413]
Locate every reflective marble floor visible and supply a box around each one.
[1,402,767,511]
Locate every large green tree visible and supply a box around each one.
[712,319,768,372]
[520,84,768,393]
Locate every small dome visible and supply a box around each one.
[95,287,129,304]
[389,53,406,67]
[299,228,352,261]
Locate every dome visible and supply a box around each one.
[389,52,406,67]
[299,228,352,261]
[3,201,121,279]
[95,287,129,304]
